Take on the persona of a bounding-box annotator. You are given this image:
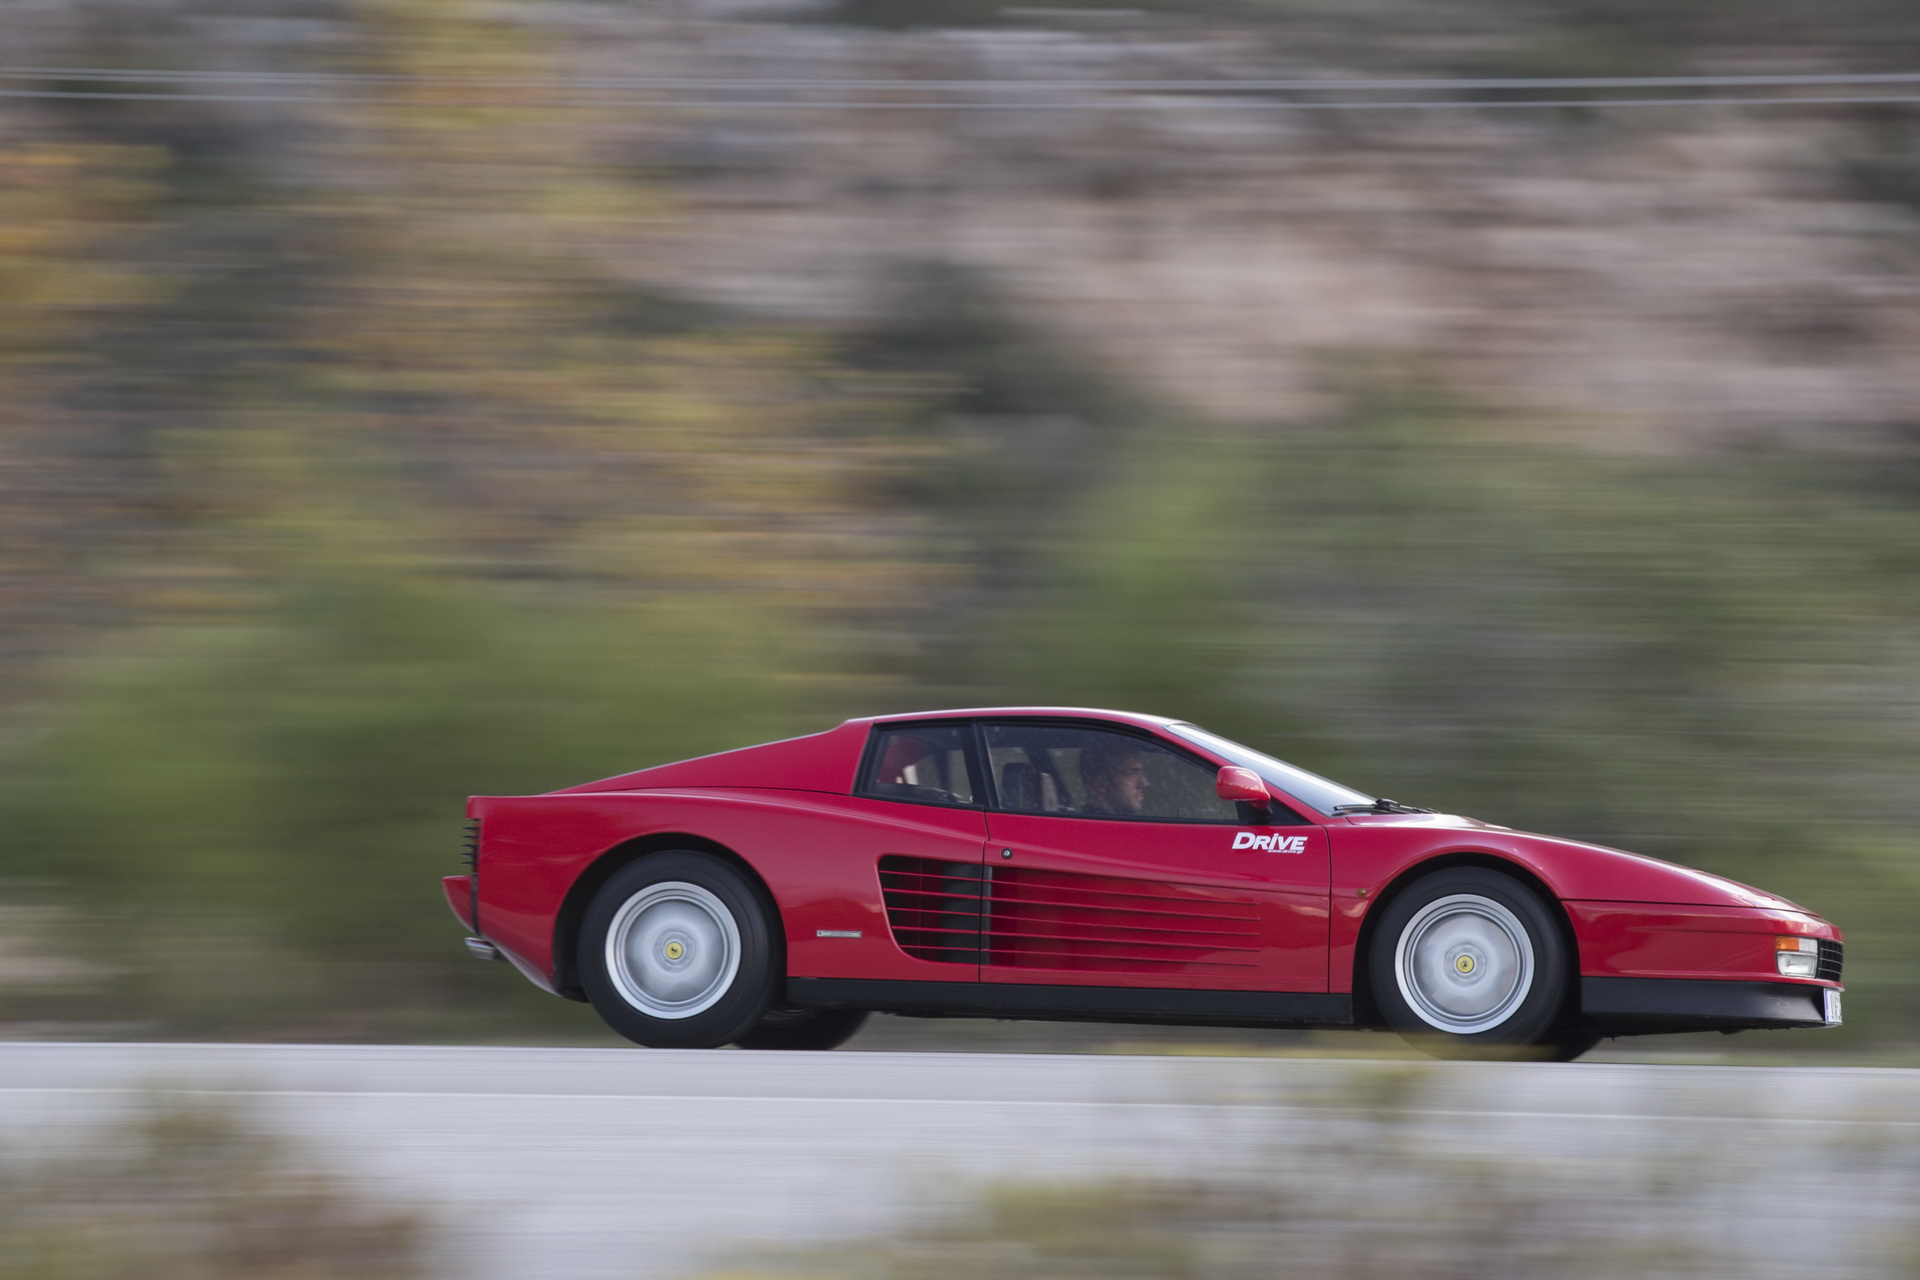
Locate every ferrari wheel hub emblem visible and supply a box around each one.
[663,940,686,961]
[1453,954,1476,975]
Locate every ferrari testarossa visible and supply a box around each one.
[444,708,1844,1058]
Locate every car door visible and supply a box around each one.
[979,720,1329,992]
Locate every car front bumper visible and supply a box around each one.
[1581,976,1840,1035]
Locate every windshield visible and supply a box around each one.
[1163,723,1376,816]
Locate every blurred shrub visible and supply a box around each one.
[961,368,1920,1041]
[0,1099,429,1280]
[0,561,821,1036]
[0,0,933,1037]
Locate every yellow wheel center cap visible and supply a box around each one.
[663,940,686,961]
[1454,954,1476,975]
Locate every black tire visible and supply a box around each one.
[1368,866,1572,1059]
[734,1007,870,1051]
[579,852,779,1049]
[1546,1032,1603,1062]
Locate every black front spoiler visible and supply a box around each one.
[790,975,1836,1038]
[1580,977,1835,1035]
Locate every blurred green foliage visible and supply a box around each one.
[970,379,1920,1039]
[1,567,813,1036]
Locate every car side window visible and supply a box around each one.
[859,724,980,807]
[983,723,1241,823]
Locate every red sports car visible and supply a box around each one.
[444,708,1843,1058]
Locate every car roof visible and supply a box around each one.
[847,707,1180,731]
[546,708,1192,797]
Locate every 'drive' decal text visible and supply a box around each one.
[1233,832,1309,853]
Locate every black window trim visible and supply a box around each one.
[855,718,989,810]
[972,716,1308,827]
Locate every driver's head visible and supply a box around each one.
[1080,739,1148,815]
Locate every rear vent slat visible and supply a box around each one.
[989,865,1267,975]
[983,909,1267,940]
[985,926,1260,952]
[985,944,1256,971]
[986,876,1252,910]
[985,896,1259,929]
[878,855,985,965]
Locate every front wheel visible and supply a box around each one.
[1369,866,1573,1059]
[579,852,780,1049]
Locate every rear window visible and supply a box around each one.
[858,724,980,807]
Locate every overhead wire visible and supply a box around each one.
[1,64,1918,111]
[6,65,1920,91]
[1,88,1916,111]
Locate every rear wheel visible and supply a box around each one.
[1369,866,1572,1059]
[579,852,779,1049]
[734,1007,870,1051]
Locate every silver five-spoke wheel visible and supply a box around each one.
[604,881,741,1020]
[1393,892,1536,1035]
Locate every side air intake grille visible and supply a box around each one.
[984,866,1261,974]
[462,819,480,871]
[879,856,985,964]
[1817,939,1844,983]
[878,857,1266,974]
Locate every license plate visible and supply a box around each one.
[1823,988,1843,1026]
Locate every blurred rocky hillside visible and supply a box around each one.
[1,0,1917,1046]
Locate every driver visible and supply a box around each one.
[1079,739,1149,816]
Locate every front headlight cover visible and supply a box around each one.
[1776,935,1819,978]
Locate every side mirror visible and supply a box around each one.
[1217,765,1272,823]
[1215,766,1268,804]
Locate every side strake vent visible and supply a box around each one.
[986,866,1260,974]
[462,819,480,871]
[878,856,1261,974]
[1817,939,1844,983]
[878,856,984,964]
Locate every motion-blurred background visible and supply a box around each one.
[1,0,1917,1056]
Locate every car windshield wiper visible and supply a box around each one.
[1331,799,1436,815]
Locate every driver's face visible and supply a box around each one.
[1110,756,1148,813]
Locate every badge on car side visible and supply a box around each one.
[1233,832,1309,853]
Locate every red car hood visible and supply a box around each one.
[1342,812,1818,916]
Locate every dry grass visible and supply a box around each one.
[713,1066,1920,1280]
[0,1098,432,1280]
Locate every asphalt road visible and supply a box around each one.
[2,1043,1915,1280]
